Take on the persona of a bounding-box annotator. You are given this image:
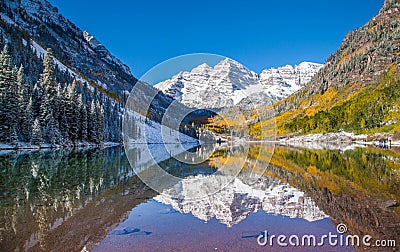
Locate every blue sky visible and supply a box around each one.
[50,0,384,81]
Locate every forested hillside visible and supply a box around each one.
[248,0,400,138]
[283,66,400,134]
[0,0,198,148]
[0,44,121,146]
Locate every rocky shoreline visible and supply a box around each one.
[0,142,121,152]
[278,131,400,150]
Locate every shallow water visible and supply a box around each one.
[0,145,399,251]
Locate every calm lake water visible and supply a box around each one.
[0,144,399,251]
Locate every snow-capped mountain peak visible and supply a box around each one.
[155,59,322,109]
[194,63,212,71]
[155,58,263,109]
[259,62,323,100]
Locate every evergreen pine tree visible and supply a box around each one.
[60,111,70,146]
[17,65,32,141]
[39,48,57,127]
[88,100,97,143]
[112,103,122,142]
[57,85,67,135]
[53,84,63,125]
[66,81,79,143]
[10,126,18,144]
[0,45,9,141]
[78,94,88,142]
[96,101,105,144]
[21,98,33,141]
[0,45,18,142]
[31,82,42,119]
[31,118,42,145]
[45,113,62,146]
[41,49,57,93]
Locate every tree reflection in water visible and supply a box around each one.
[0,145,399,251]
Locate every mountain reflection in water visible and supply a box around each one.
[0,144,399,251]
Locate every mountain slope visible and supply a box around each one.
[254,0,400,137]
[155,59,322,109]
[0,0,186,118]
[1,0,134,100]
[309,0,400,93]
[0,0,197,145]
[276,0,400,114]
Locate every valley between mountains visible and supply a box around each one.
[1,1,400,252]
[151,0,400,146]
[0,0,399,149]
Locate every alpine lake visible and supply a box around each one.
[0,143,399,251]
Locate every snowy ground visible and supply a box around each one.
[278,131,400,150]
[124,110,199,145]
[124,110,200,173]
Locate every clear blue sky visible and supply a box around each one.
[50,0,384,80]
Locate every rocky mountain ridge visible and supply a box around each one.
[155,59,322,109]
[276,0,400,115]
[0,0,199,144]
[0,0,135,100]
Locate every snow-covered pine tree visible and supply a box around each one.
[88,100,97,143]
[78,94,88,142]
[39,48,57,127]
[51,84,61,131]
[59,111,70,146]
[39,95,52,142]
[56,85,68,138]
[31,118,42,145]
[113,103,122,142]
[96,101,105,144]
[0,45,18,142]
[45,113,62,146]
[31,82,42,120]
[103,98,111,142]
[66,81,79,143]
[0,46,9,142]
[10,126,18,145]
[21,98,34,141]
[17,65,32,141]
[9,65,19,135]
